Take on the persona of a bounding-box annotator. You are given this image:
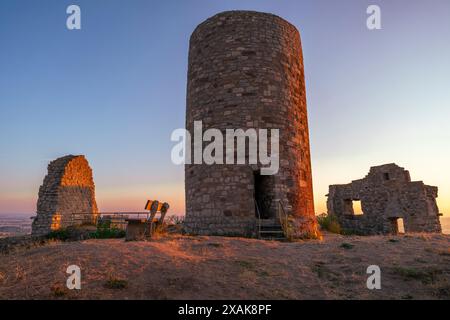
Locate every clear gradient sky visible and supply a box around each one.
[1,0,449,216]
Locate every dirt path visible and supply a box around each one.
[0,233,449,300]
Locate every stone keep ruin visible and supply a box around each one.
[31,155,98,236]
[184,11,318,238]
[327,164,442,235]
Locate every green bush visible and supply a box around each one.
[317,214,342,234]
[104,277,128,289]
[46,223,125,241]
[89,219,126,239]
[340,242,354,249]
[393,267,443,284]
[89,228,125,239]
[47,229,71,241]
[97,219,111,230]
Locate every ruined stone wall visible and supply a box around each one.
[327,164,442,235]
[185,11,318,237]
[31,155,98,236]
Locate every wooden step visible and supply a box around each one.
[259,229,286,241]
[259,219,278,226]
[257,218,286,241]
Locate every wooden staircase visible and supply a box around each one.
[255,200,287,241]
[255,199,290,241]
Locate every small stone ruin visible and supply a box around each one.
[327,164,442,235]
[31,155,98,236]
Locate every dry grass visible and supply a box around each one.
[317,214,342,234]
[0,232,448,300]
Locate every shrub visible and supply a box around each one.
[89,219,126,239]
[89,228,125,239]
[47,229,71,241]
[105,277,128,289]
[393,267,443,284]
[235,260,255,270]
[311,262,338,281]
[50,283,67,297]
[317,214,342,234]
[340,242,354,250]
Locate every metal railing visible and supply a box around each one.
[69,212,151,229]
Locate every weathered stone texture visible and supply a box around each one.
[327,164,442,235]
[31,155,98,236]
[185,11,318,237]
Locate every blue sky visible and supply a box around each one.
[1,0,449,215]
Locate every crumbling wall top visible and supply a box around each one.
[32,155,98,236]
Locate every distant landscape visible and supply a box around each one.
[0,214,33,238]
[1,214,449,239]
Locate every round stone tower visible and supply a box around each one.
[185,11,318,238]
